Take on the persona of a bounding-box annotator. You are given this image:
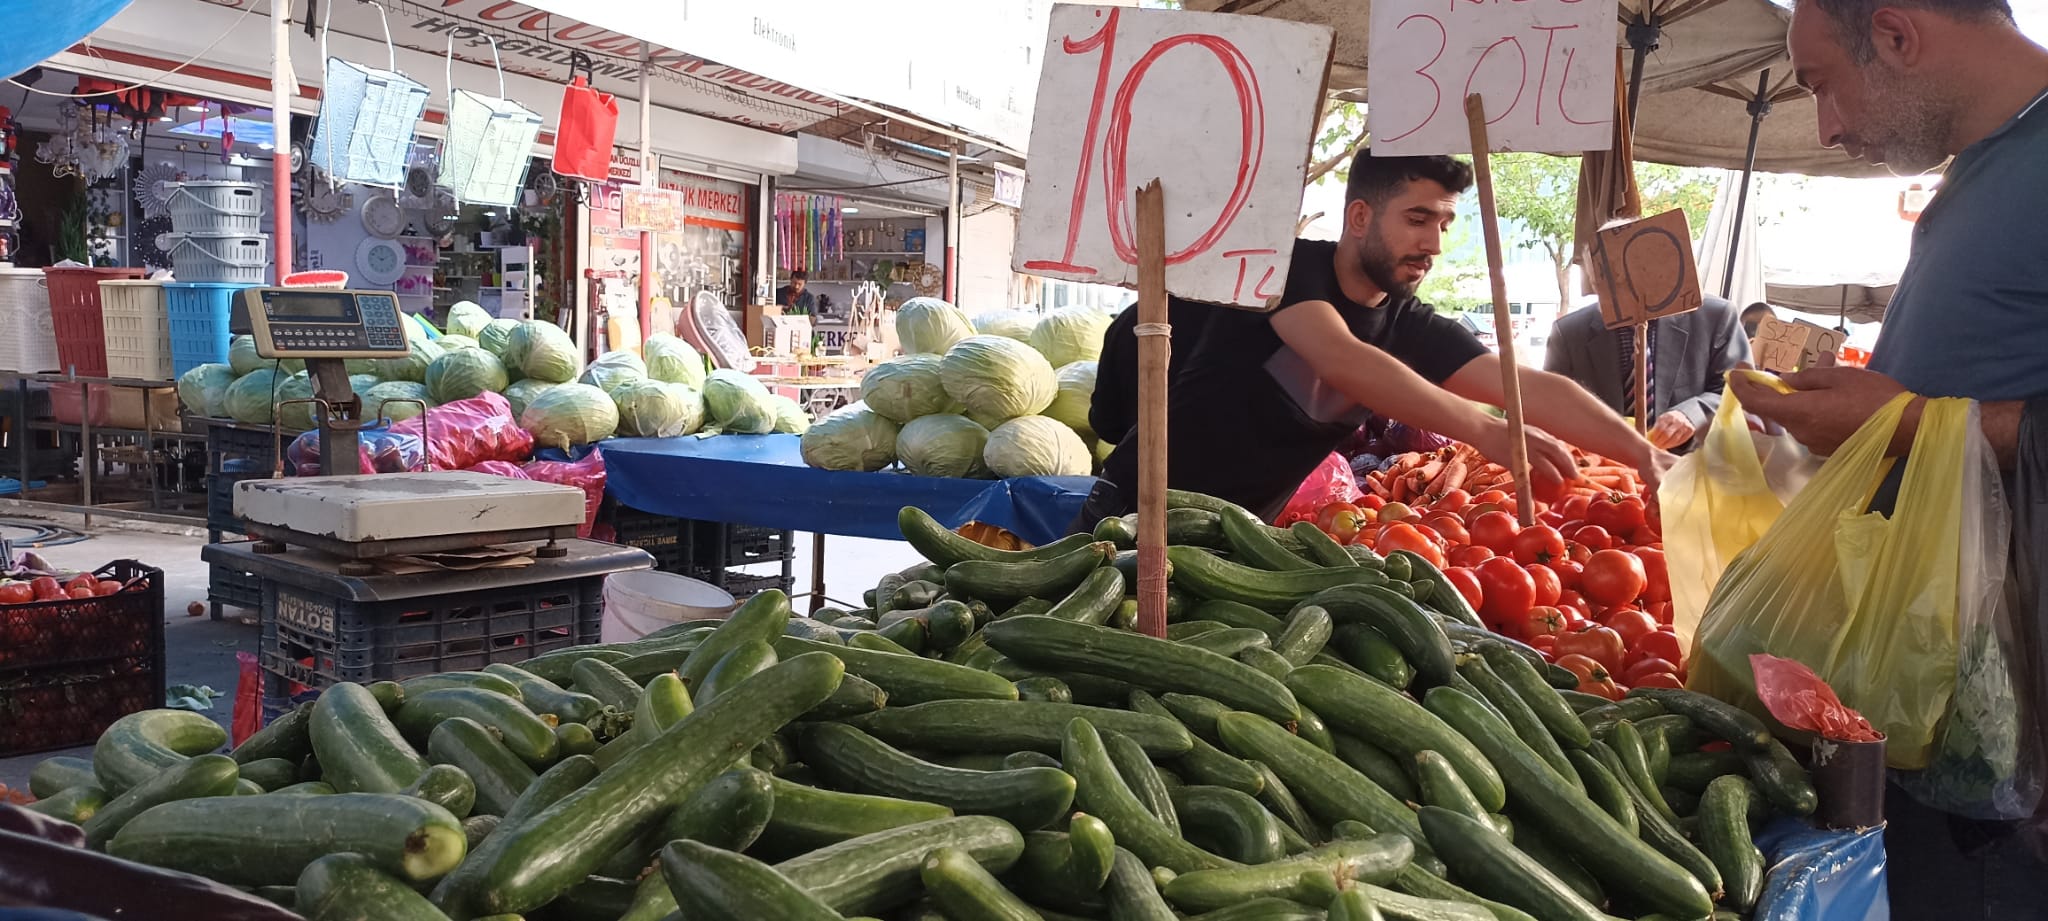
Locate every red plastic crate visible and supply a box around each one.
[42,267,147,377]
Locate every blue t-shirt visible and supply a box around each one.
[1869,89,2048,401]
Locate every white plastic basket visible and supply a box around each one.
[440,36,542,207]
[306,2,428,188]
[166,234,271,285]
[166,181,263,235]
[0,267,57,373]
[98,279,173,381]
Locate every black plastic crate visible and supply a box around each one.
[0,657,162,756]
[206,418,282,469]
[600,505,689,575]
[0,561,165,671]
[712,571,796,600]
[207,470,270,538]
[690,521,795,568]
[209,560,261,617]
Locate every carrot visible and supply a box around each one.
[1576,466,1635,478]
[1435,459,1469,495]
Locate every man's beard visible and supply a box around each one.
[1358,223,1430,299]
[1859,61,1955,174]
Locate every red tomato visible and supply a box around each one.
[1556,589,1593,620]
[1556,624,1627,673]
[1469,512,1521,554]
[1582,549,1649,607]
[1476,557,1537,626]
[1315,502,1366,545]
[1627,631,1686,671]
[1406,522,1444,547]
[1378,524,1446,569]
[1379,502,1414,524]
[1544,560,1584,592]
[66,586,95,599]
[63,573,96,594]
[1630,671,1686,689]
[1603,607,1660,649]
[95,580,124,597]
[1526,564,1561,606]
[1447,545,1496,568]
[1572,525,1615,551]
[1628,525,1663,548]
[1634,547,1671,604]
[1556,653,1622,699]
[30,578,62,602]
[1433,489,1472,513]
[1623,657,1683,686]
[1442,567,1485,610]
[1587,493,1648,535]
[1358,494,1387,511]
[1463,502,1508,525]
[1518,605,1568,641]
[1557,493,1593,523]
[1423,515,1470,547]
[1538,510,1567,528]
[1511,525,1567,565]
[0,582,31,605]
[1528,634,1558,657]
[1646,600,1674,626]
[1475,489,1511,507]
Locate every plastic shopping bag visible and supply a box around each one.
[1277,453,1363,527]
[1659,377,1820,644]
[1691,395,2009,776]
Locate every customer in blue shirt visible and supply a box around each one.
[1730,0,2048,917]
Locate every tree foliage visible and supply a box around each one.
[1482,153,1720,305]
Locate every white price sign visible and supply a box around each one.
[1013,4,1333,310]
[1367,0,1618,155]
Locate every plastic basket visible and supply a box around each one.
[440,36,543,207]
[44,266,147,377]
[0,266,56,373]
[98,279,173,380]
[166,233,269,285]
[166,181,263,235]
[166,282,255,375]
[307,3,428,187]
[0,561,165,670]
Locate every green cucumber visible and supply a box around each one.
[109,792,464,885]
[1217,713,1425,854]
[1005,751,1064,770]
[1170,620,1233,640]
[1476,644,1590,751]
[460,813,498,850]
[596,672,695,769]
[1291,520,1361,568]
[1504,818,1605,908]
[784,615,845,644]
[1331,733,1420,804]
[1170,784,1287,864]
[670,589,791,692]
[776,816,1025,916]
[1743,738,1818,817]
[311,683,427,794]
[1248,761,1322,853]
[1104,728,1179,834]
[231,702,315,766]
[1563,749,1639,836]
[1164,835,1415,914]
[802,722,1075,830]
[1104,846,1178,921]
[1353,883,1495,921]
[1302,585,1456,689]
[1293,705,1338,754]
[238,757,299,791]
[481,664,606,724]
[1625,687,1771,753]
[1221,506,1316,571]
[1160,691,1232,742]
[296,852,452,921]
[661,767,775,852]
[520,645,636,685]
[1195,898,1332,921]
[845,699,1190,757]
[1129,690,1264,796]
[1337,625,1416,690]
[1699,775,1766,912]
[900,506,1097,566]
[695,641,779,704]
[555,722,600,757]
[426,717,538,817]
[1558,690,1612,712]
[274,781,337,795]
[775,635,1017,705]
[28,755,99,798]
[1588,742,1723,898]
[662,840,840,921]
[922,845,1043,921]
[862,622,927,654]
[1167,545,1384,612]
[26,784,107,824]
[1288,666,1504,812]
[809,672,890,719]
[1189,599,1288,636]
[1330,885,1389,921]
[1456,655,1580,790]
[757,775,954,856]
[992,660,1140,706]
[1389,866,1542,921]
[499,754,598,828]
[402,763,477,819]
[395,687,558,768]
[1064,716,1234,873]
[1002,597,1057,620]
[1183,627,1277,657]
[983,615,1299,722]
[1415,750,1492,827]
[1237,645,1297,681]
[1665,750,1747,795]
[1095,514,1138,549]
[1046,567,1126,625]
[92,709,228,794]
[366,681,405,712]
[1611,720,1680,823]
[398,671,525,700]
[1274,604,1335,665]
[1014,676,1074,703]
[946,543,1115,606]
[1391,551,1483,628]
[570,658,645,711]
[1417,807,1605,921]
[1577,697,1664,736]
[1636,713,1709,756]
[1008,828,1111,915]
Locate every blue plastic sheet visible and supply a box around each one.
[599,434,1095,545]
[0,0,131,80]
[1756,818,1890,921]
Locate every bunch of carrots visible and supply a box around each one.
[1363,443,1644,506]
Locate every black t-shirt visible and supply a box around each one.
[1089,297,1215,447]
[1097,238,1487,521]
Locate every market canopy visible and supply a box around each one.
[1764,278,1893,324]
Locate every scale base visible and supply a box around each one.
[242,521,579,561]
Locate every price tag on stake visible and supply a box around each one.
[1587,209,1704,331]
[1752,315,1847,373]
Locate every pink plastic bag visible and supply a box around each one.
[466,460,531,480]
[390,391,534,471]
[1277,453,1363,526]
[522,451,606,538]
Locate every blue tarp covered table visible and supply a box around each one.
[599,434,1096,545]
[1757,819,1888,920]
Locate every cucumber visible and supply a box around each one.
[1169,784,1287,864]
[1104,846,1178,921]
[1195,898,1331,921]
[433,653,846,917]
[1587,743,1723,898]
[1014,676,1075,703]
[1389,866,1543,921]
[231,702,315,766]
[1005,750,1064,770]
[426,717,538,816]
[1292,705,1338,753]
[802,722,1075,830]
[1331,733,1420,804]
[1302,585,1456,689]
[309,683,427,794]
[1237,645,1296,681]
[402,763,477,819]
[784,616,846,644]
[1008,828,1112,915]
[695,641,779,704]
[25,784,107,824]
[1611,720,1680,823]
[922,845,1043,921]
[295,852,451,921]
[555,722,600,757]
[757,774,954,855]
[1353,883,1495,921]
[1163,835,1415,914]
[775,635,1018,705]
[1456,655,1580,790]
[1274,604,1335,666]
[1416,807,1605,921]
[92,709,228,794]
[946,543,1115,606]
[1415,750,1492,827]
[610,646,699,683]
[1103,728,1179,834]
[661,840,840,921]
[662,767,776,852]
[555,876,639,920]
[1423,686,1712,919]
[882,580,942,615]
[234,777,267,795]
[236,757,298,791]
[597,672,695,769]
[28,755,99,798]
[776,816,1026,916]
[1391,551,1483,629]
[992,660,1141,707]
[1159,691,1233,742]
[1064,716,1234,873]
[366,681,405,712]
[461,814,499,849]
[1577,697,1664,736]
[1220,506,1316,571]
[1170,621,1234,640]
[1046,566,1126,625]
[1563,749,1639,835]
[1217,712,1426,854]
[109,792,464,885]
[500,754,598,828]
[1558,690,1612,713]
[984,615,1299,722]
[863,623,928,654]
[1288,666,1504,812]
[672,589,792,691]
[1743,738,1819,817]
[1698,775,1766,912]
[520,645,636,685]
[845,699,1191,757]
[1504,818,1605,907]
[1189,599,1288,637]
[274,781,337,795]
[1183,627,1277,657]
[1167,545,1384,612]
[900,506,1098,566]
[395,687,559,769]
[570,658,645,711]
[398,671,526,700]
[1665,750,1747,795]
[1129,690,1265,796]
[1636,713,1709,756]
[481,664,606,724]
[1095,514,1138,549]
[1291,520,1360,568]
[1003,597,1058,620]
[1336,625,1416,690]
[809,672,890,719]
[1625,687,1772,753]
[1247,761,1321,854]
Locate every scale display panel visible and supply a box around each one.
[243,288,411,359]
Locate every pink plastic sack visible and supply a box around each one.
[390,391,534,471]
[466,460,531,480]
[523,451,606,538]
[1277,453,1363,526]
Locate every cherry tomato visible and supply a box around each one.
[1468,511,1521,554]
[1583,549,1649,607]
[1627,630,1686,671]
[1526,564,1561,606]
[30,578,62,602]
[1423,514,1470,547]
[1442,567,1485,610]
[1556,624,1627,673]
[1511,525,1567,566]
[1556,653,1622,699]
[1633,547,1671,604]
[1603,606,1660,649]
[0,582,31,605]
[1517,605,1568,641]
[1556,589,1593,620]
[1433,489,1472,513]
[1447,545,1495,567]
[1629,671,1686,689]
[1543,560,1584,592]
[1572,525,1615,552]
[1587,493,1648,535]
[1377,524,1446,569]
[1557,493,1593,523]
[1315,502,1366,545]
[1623,656,1683,686]
[1476,557,1536,627]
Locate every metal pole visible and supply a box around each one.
[1624,16,1661,140]
[946,143,961,303]
[271,0,295,280]
[637,51,655,344]
[1722,69,1773,299]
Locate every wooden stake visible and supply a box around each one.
[1135,180,1170,638]
[1464,95,1537,527]
[1634,321,1651,435]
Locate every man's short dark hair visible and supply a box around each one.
[1742,302,1774,317]
[1801,0,2013,61]
[1344,148,1475,208]
[789,269,808,281]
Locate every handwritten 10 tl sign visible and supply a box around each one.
[1014,4,1333,310]
[1368,0,1618,155]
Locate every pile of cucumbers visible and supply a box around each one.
[17,489,1818,921]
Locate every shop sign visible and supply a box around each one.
[992,163,1026,209]
[609,148,646,184]
[1584,209,1703,330]
[1367,0,1618,155]
[658,169,750,230]
[1013,4,1334,310]
[620,184,685,233]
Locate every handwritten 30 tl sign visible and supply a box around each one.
[1368,0,1618,155]
[1014,4,1333,310]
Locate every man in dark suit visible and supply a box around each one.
[1543,295,1750,452]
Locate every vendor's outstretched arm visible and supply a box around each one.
[1443,353,1670,483]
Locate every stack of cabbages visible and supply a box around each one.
[174,301,809,453]
[800,297,1112,478]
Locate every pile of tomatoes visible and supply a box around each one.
[0,573,130,604]
[1312,486,1684,701]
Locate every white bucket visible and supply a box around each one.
[600,570,735,643]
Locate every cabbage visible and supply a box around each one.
[377,336,445,382]
[610,378,695,438]
[502,378,561,418]
[859,354,956,423]
[984,415,1092,478]
[426,348,510,404]
[703,369,778,435]
[580,351,647,394]
[437,334,479,352]
[971,309,1039,341]
[365,380,432,422]
[896,297,975,354]
[666,383,706,436]
[643,335,706,389]
[478,319,520,359]
[176,363,237,417]
[520,382,619,450]
[227,335,303,375]
[344,359,380,376]
[768,395,810,434]
[349,373,382,406]
[274,372,317,432]
[223,369,280,424]
[939,335,1057,424]
[897,414,990,479]
[504,320,582,383]
[800,404,900,471]
[1029,308,1113,368]
[1044,360,1098,441]
[446,301,494,339]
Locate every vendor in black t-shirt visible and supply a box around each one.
[1078,149,1673,526]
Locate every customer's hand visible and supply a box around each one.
[1648,411,1696,450]
[1729,365,1919,456]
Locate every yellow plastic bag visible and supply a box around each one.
[1689,395,2007,770]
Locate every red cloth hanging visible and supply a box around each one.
[551,76,618,183]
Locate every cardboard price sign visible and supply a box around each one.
[1587,209,1704,330]
[1013,4,1333,310]
[1368,0,1617,155]
[1752,315,1848,373]
[620,184,685,233]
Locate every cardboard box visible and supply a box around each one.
[743,303,779,349]
[763,314,813,358]
[49,383,180,431]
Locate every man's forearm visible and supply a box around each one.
[1518,368,1655,467]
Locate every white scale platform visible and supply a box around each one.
[234,472,587,558]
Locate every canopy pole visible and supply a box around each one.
[637,50,655,342]
[1624,15,1662,139]
[271,0,294,279]
[946,143,961,303]
[1721,68,1773,299]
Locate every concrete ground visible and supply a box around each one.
[0,503,924,792]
